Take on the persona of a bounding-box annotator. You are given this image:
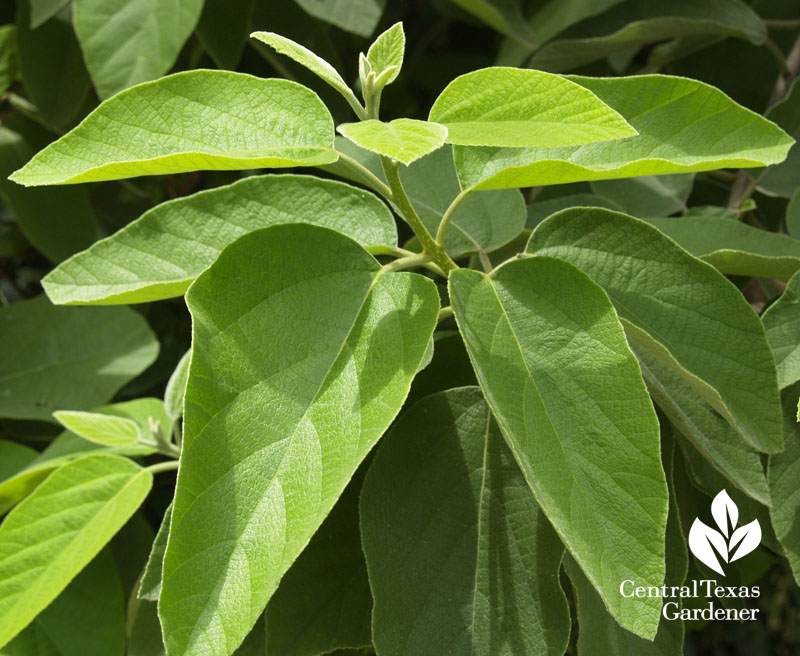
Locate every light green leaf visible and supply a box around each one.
[760,77,800,198]
[446,0,536,47]
[42,174,395,305]
[527,208,783,454]
[138,503,172,602]
[16,1,92,129]
[449,256,668,639]
[29,0,71,28]
[128,600,166,656]
[9,71,337,187]
[768,384,800,586]
[292,0,385,37]
[361,387,570,655]
[456,74,794,190]
[0,296,158,421]
[763,271,800,389]
[0,119,97,263]
[1,550,125,656]
[0,441,37,483]
[250,32,360,110]
[529,0,766,73]
[197,0,254,69]
[338,119,447,165]
[590,174,694,217]
[429,67,636,147]
[265,472,371,656]
[366,22,404,85]
[159,224,438,656]
[73,0,204,99]
[164,351,191,422]
[633,344,770,505]
[646,214,800,280]
[0,26,19,96]
[53,411,140,447]
[0,432,155,516]
[0,454,152,648]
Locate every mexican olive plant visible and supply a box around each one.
[1,20,799,656]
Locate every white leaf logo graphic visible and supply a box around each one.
[688,490,761,576]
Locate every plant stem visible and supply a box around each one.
[381,253,431,273]
[765,38,791,77]
[146,460,180,475]
[436,188,473,246]
[438,305,454,323]
[381,157,458,274]
[765,19,800,30]
[335,150,394,201]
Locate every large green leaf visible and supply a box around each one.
[590,174,694,218]
[527,208,783,454]
[0,26,18,95]
[449,256,668,639]
[42,174,395,305]
[760,78,800,198]
[264,471,371,656]
[197,0,254,69]
[0,296,158,421]
[529,0,765,73]
[159,224,438,656]
[0,454,152,648]
[646,215,800,281]
[361,387,570,655]
[28,0,70,28]
[0,550,125,656]
[455,74,794,190]
[0,442,37,484]
[526,0,625,43]
[292,0,385,37]
[763,271,800,390]
[633,344,770,505]
[768,384,800,586]
[338,119,447,165]
[428,67,636,147]
[0,119,97,262]
[9,71,337,186]
[16,1,92,129]
[446,0,536,46]
[73,0,205,99]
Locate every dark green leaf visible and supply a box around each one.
[763,271,800,389]
[197,0,254,69]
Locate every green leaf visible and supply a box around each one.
[449,256,668,639]
[760,77,800,198]
[446,0,536,47]
[0,296,158,421]
[128,600,166,656]
[527,208,783,453]
[0,454,152,648]
[456,74,794,190]
[525,193,621,229]
[42,174,395,305]
[526,0,625,43]
[164,351,191,422]
[406,331,477,407]
[265,471,371,656]
[633,344,770,505]
[249,32,361,111]
[0,441,37,483]
[52,411,140,447]
[9,71,337,187]
[197,0,254,69]
[788,188,800,238]
[0,120,97,263]
[338,119,447,165]
[429,67,636,147]
[73,0,205,99]
[0,26,19,95]
[366,22,404,85]
[28,0,70,28]
[159,224,438,656]
[361,387,570,655]
[138,503,171,602]
[529,0,766,73]
[292,0,385,37]
[768,384,800,586]
[646,214,800,281]
[1,550,125,656]
[590,174,694,217]
[763,271,800,390]
[16,1,92,129]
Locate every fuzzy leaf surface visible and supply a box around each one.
[338,119,447,165]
